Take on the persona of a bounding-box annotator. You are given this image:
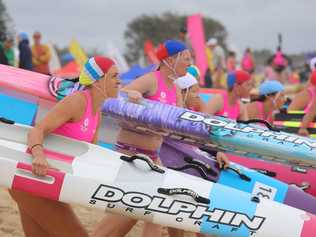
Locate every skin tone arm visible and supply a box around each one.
[92,112,102,144]
[238,103,249,121]
[245,103,259,120]
[288,90,309,111]
[186,89,230,169]
[298,97,316,136]
[120,73,155,102]
[176,87,184,107]
[28,93,84,176]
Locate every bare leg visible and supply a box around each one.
[9,189,88,237]
[168,227,184,237]
[92,213,137,237]
[18,206,54,237]
[142,222,163,237]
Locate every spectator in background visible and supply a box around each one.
[205,39,214,88]
[266,46,291,83]
[18,32,33,70]
[32,31,51,74]
[206,38,226,89]
[241,48,255,74]
[0,32,8,65]
[298,63,312,83]
[3,37,15,66]
[178,26,194,60]
[298,57,316,83]
[179,26,188,43]
[226,51,237,73]
[310,57,316,71]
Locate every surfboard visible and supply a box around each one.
[274,112,316,138]
[0,120,315,237]
[103,97,316,168]
[160,139,316,211]
[0,64,222,103]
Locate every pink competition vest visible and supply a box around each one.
[215,92,240,120]
[255,101,273,123]
[305,87,315,113]
[54,90,100,143]
[242,53,254,72]
[146,71,177,106]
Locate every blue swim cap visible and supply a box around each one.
[259,80,284,96]
[157,39,187,60]
[165,40,187,56]
[19,32,29,41]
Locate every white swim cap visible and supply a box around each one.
[175,73,198,90]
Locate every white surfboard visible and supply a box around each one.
[0,120,315,237]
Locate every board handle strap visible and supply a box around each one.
[157,187,210,204]
[120,154,165,174]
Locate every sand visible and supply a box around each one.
[0,188,195,237]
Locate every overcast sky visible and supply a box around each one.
[4,0,316,55]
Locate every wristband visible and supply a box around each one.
[30,144,43,152]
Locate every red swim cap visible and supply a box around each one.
[227,70,251,89]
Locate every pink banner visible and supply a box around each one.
[187,14,208,85]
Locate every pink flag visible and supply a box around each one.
[187,14,208,85]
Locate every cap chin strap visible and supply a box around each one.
[92,77,108,99]
[163,53,181,81]
[183,88,189,106]
[93,84,107,99]
[272,92,282,109]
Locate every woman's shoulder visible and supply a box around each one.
[66,90,86,100]
[60,91,87,109]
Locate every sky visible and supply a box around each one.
[4,0,316,55]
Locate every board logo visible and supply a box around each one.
[180,111,316,149]
[90,184,266,233]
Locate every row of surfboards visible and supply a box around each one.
[0,65,316,236]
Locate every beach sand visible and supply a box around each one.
[0,188,195,237]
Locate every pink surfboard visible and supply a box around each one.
[0,64,57,101]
